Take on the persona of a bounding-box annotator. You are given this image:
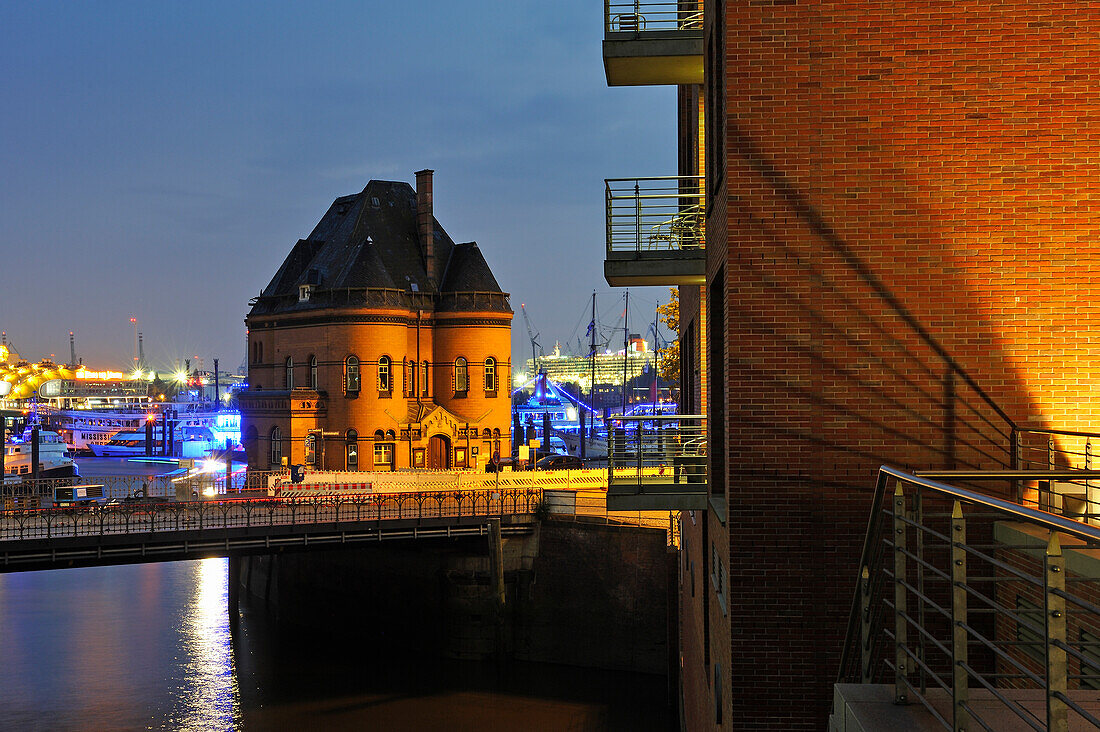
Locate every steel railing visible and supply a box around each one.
[604,1,703,33]
[606,414,707,487]
[1014,428,1100,525]
[839,466,1100,730]
[0,488,543,541]
[605,176,705,255]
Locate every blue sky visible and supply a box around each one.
[0,1,676,373]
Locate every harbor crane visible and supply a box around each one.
[520,304,543,376]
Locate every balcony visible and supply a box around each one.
[603,1,704,86]
[604,176,705,287]
[606,414,707,510]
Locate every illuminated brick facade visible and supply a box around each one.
[242,171,512,472]
[669,1,1100,729]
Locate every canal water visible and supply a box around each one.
[0,459,672,731]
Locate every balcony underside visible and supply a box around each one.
[603,34,703,86]
[604,252,705,287]
[607,477,708,511]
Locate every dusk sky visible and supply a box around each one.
[0,1,676,374]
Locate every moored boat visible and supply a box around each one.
[3,424,80,480]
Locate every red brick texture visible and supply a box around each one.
[693,1,1100,729]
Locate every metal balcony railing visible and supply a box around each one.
[839,466,1100,730]
[605,176,704,255]
[606,414,707,491]
[604,1,703,34]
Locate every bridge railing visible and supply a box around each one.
[838,466,1100,730]
[0,488,543,541]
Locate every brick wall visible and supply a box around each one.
[705,1,1100,728]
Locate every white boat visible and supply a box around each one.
[3,425,80,480]
[58,398,242,459]
[88,429,164,457]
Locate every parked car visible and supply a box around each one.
[535,454,584,471]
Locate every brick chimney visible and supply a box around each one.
[415,169,435,288]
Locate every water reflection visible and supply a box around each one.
[0,556,670,731]
[175,557,240,730]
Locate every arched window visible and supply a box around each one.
[345,356,360,394]
[285,357,294,389]
[304,433,317,465]
[484,357,497,392]
[405,360,415,397]
[483,428,492,439]
[309,355,318,390]
[270,426,282,467]
[454,357,468,394]
[422,361,430,396]
[346,429,359,470]
[378,355,391,393]
[386,429,396,441]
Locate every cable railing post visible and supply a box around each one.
[1011,427,1021,503]
[893,482,910,704]
[1041,437,1056,513]
[914,487,927,698]
[1044,531,1068,732]
[950,501,969,732]
[1087,438,1096,525]
[860,564,873,683]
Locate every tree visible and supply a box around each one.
[656,288,679,382]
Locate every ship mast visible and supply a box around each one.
[622,290,629,416]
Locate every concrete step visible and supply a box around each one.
[832,683,1100,731]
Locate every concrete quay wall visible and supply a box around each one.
[233,519,675,675]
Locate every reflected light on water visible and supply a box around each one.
[175,557,241,729]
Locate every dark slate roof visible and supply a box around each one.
[440,242,504,293]
[249,180,510,316]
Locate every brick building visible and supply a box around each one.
[241,170,512,472]
[601,1,1100,728]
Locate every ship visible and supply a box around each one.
[57,397,242,460]
[3,422,80,481]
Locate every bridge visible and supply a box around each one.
[0,467,680,573]
[0,488,543,573]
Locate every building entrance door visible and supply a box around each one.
[427,434,450,469]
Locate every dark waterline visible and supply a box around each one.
[0,459,672,731]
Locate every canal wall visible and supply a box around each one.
[234,519,674,674]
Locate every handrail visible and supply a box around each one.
[839,466,1100,730]
[877,465,1100,543]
